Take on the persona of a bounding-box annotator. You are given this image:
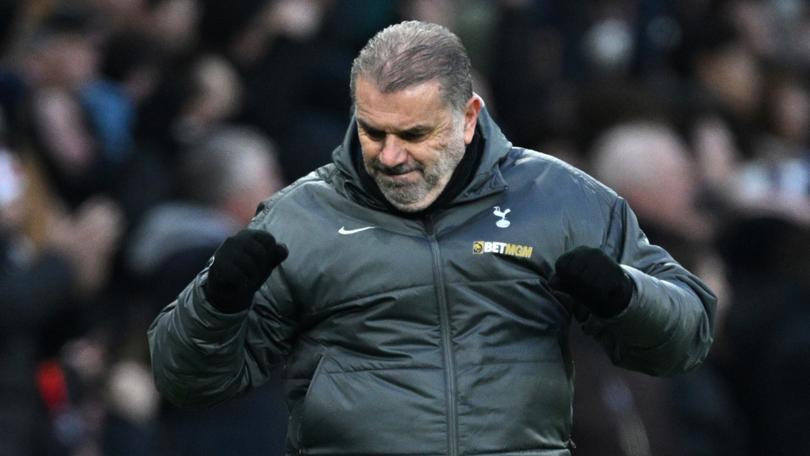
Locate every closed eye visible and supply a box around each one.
[362,126,385,141]
[399,130,429,142]
[357,118,431,143]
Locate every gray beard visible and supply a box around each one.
[368,137,466,212]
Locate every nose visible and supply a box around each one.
[377,135,408,168]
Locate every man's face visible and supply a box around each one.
[354,77,480,212]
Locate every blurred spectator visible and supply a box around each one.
[127,126,283,308]
[675,11,763,160]
[137,53,243,162]
[570,120,721,456]
[146,0,201,56]
[724,66,810,224]
[7,8,146,218]
[583,117,748,456]
[488,1,584,148]
[717,214,810,455]
[758,67,810,157]
[0,145,123,455]
[591,121,711,244]
[123,125,287,456]
[230,0,351,181]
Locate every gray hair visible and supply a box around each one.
[350,20,473,111]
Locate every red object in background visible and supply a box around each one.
[37,360,69,412]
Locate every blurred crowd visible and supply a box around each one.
[0,0,809,455]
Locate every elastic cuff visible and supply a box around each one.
[203,279,252,314]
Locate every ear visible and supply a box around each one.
[463,94,483,144]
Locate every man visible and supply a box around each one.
[149,21,715,456]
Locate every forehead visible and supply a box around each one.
[354,77,451,130]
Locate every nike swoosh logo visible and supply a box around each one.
[338,226,376,235]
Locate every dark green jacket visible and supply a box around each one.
[148,109,715,455]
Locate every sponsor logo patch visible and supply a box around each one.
[472,240,533,259]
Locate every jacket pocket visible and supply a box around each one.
[296,363,447,455]
[456,359,573,454]
[294,354,327,452]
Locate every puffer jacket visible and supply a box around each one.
[148,108,716,456]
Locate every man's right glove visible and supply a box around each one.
[203,229,288,313]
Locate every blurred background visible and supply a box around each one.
[1,0,809,455]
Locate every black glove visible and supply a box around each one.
[549,246,633,319]
[204,229,288,313]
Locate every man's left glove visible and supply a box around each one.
[549,246,634,319]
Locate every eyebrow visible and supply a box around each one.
[356,118,433,137]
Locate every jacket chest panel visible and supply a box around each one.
[434,193,569,283]
[429,194,574,365]
[302,226,433,291]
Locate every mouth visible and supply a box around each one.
[378,168,422,185]
[374,161,422,178]
[384,168,418,177]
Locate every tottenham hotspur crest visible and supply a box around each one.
[493,206,511,228]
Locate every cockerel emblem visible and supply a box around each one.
[493,206,511,228]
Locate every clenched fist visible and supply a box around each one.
[549,246,633,319]
[204,229,288,313]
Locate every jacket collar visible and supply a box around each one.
[332,105,512,212]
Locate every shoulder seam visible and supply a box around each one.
[252,166,333,223]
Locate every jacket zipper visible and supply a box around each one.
[424,215,459,456]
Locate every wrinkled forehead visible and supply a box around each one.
[353,77,454,130]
